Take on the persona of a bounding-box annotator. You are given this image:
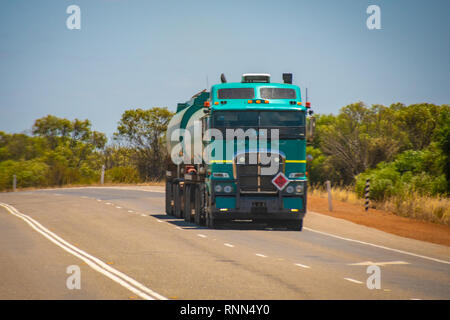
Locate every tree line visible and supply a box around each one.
[1,102,449,204]
[0,108,173,190]
[307,102,449,200]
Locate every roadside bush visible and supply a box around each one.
[105,166,140,183]
[0,159,49,190]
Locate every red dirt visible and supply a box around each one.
[308,195,450,247]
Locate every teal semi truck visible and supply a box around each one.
[165,73,314,230]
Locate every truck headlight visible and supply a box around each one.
[285,185,294,194]
[295,184,304,194]
[224,185,233,193]
[214,185,223,193]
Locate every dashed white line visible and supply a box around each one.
[255,253,267,258]
[224,243,234,248]
[105,202,112,205]
[116,206,122,209]
[141,214,147,217]
[156,219,163,223]
[294,263,311,269]
[344,278,363,284]
[197,234,207,238]
[128,210,134,213]
[97,199,102,202]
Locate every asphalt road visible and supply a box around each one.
[0,186,449,300]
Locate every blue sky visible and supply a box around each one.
[1,0,449,139]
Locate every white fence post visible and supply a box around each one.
[13,175,17,192]
[326,180,333,212]
[100,165,105,185]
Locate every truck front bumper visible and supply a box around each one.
[211,194,306,221]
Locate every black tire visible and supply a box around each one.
[285,219,303,231]
[173,183,181,218]
[194,185,201,225]
[184,184,192,222]
[206,212,215,229]
[165,181,172,215]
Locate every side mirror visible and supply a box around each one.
[307,116,316,142]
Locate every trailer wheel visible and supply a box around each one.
[184,184,193,222]
[173,183,182,218]
[194,185,206,226]
[165,181,172,215]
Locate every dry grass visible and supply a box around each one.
[1,181,165,193]
[309,186,450,226]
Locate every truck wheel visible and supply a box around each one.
[165,181,172,215]
[206,213,214,229]
[184,184,192,222]
[194,186,201,225]
[173,184,181,218]
[286,219,303,231]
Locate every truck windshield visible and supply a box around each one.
[213,111,304,128]
[260,88,296,99]
[217,88,255,99]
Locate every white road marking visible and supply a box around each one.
[344,278,363,284]
[224,243,234,248]
[141,214,147,217]
[97,199,102,202]
[156,219,163,223]
[105,202,112,205]
[128,210,134,213]
[255,253,267,258]
[294,263,311,269]
[175,227,182,230]
[349,261,410,266]
[0,202,166,300]
[304,226,450,265]
[116,206,122,209]
[81,196,89,199]
[197,234,207,238]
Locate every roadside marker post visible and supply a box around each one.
[101,165,105,185]
[364,179,370,212]
[13,175,16,192]
[326,180,333,212]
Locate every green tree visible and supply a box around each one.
[114,107,174,180]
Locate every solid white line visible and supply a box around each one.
[0,202,167,300]
[348,261,410,266]
[294,263,311,269]
[255,253,267,258]
[304,227,450,265]
[197,234,207,238]
[344,278,363,284]
[224,243,234,248]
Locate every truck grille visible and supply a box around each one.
[235,153,284,193]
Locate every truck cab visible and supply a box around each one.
[165,73,311,230]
